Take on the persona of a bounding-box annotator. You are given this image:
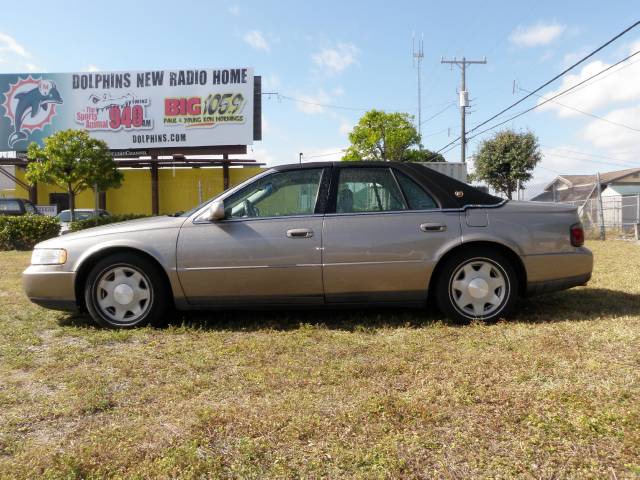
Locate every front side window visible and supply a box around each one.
[224,168,324,219]
[336,168,406,213]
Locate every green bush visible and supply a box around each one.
[0,214,61,250]
[69,214,151,232]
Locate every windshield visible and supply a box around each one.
[57,210,98,222]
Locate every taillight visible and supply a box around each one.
[570,223,584,247]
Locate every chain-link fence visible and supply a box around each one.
[562,194,640,239]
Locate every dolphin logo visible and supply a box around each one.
[7,80,63,148]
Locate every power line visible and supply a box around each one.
[467,20,640,135]
[306,150,346,159]
[276,94,451,113]
[519,86,640,133]
[420,102,456,125]
[465,49,640,142]
[559,55,640,98]
[427,39,640,163]
[277,94,371,112]
[422,126,456,138]
[540,144,635,164]
[541,150,638,169]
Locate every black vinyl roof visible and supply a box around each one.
[272,161,503,209]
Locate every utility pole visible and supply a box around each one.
[596,172,606,240]
[413,35,424,141]
[441,56,487,163]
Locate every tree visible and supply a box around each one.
[402,148,446,163]
[26,129,123,221]
[471,129,541,199]
[342,110,420,162]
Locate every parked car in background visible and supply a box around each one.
[0,198,39,216]
[57,209,110,234]
[23,162,592,328]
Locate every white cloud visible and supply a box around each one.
[537,40,640,118]
[25,63,38,72]
[243,30,270,52]
[0,32,31,58]
[509,22,566,47]
[228,5,240,15]
[85,64,100,72]
[582,105,640,152]
[312,43,358,74]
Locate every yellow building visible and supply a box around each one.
[2,162,265,216]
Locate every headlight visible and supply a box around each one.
[31,248,67,265]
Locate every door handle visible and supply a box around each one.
[420,223,446,232]
[286,228,314,238]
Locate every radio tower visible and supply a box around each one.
[413,34,424,142]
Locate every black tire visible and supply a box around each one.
[435,248,519,324]
[84,252,170,328]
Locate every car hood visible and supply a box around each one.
[37,215,188,247]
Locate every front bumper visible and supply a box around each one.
[22,266,77,311]
[523,247,593,296]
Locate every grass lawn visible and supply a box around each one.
[0,241,638,479]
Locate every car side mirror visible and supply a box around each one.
[206,200,226,221]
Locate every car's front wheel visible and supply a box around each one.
[84,253,169,328]
[436,248,518,324]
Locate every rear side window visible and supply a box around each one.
[0,199,20,212]
[336,168,406,213]
[23,202,36,214]
[395,171,438,210]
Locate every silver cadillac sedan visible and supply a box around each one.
[23,162,592,328]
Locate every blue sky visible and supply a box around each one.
[1,0,639,196]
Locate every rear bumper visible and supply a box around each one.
[22,266,77,311]
[523,248,593,296]
[526,272,591,296]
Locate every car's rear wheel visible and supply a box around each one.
[436,248,518,324]
[84,253,169,328]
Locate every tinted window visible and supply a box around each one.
[0,199,20,212]
[23,202,37,214]
[225,168,323,218]
[336,168,406,213]
[395,171,438,209]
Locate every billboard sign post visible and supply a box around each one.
[0,68,255,152]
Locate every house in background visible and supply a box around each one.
[531,167,640,203]
[531,167,640,227]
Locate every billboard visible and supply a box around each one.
[0,68,255,152]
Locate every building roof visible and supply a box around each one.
[543,167,640,192]
[531,184,596,203]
